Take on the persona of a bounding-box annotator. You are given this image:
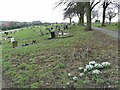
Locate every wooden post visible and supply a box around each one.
[12,41,17,48]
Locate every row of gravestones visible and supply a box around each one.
[8,37,36,48]
[5,24,74,48]
[4,28,25,35]
[4,31,16,35]
[45,24,71,39]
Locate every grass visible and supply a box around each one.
[92,22,118,31]
[2,24,118,88]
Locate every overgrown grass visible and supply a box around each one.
[2,25,118,88]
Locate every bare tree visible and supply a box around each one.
[84,2,92,31]
[91,9,100,20]
[101,0,112,26]
[63,7,75,24]
[106,7,117,25]
[55,0,100,31]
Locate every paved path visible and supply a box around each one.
[92,26,119,40]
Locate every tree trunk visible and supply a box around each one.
[109,18,111,25]
[85,2,92,31]
[69,18,72,25]
[78,16,84,25]
[102,7,106,26]
[80,13,84,25]
[78,16,81,24]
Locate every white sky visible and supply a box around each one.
[0,0,118,23]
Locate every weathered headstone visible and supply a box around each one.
[61,30,64,35]
[10,38,15,43]
[50,32,56,39]
[4,32,8,35]
[4,38,6,40]
[12,41,17,48]
[40,30,44,36]
[31,40,36,44]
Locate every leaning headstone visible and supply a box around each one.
[12,41,17,48]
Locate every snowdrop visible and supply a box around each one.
[94,63,103,69]
[73,76,78,81]
[89,61,96,65]
[78,67,84,72]
[68,73,72,77]
[92,69,100,75]
[84,69,87,72]
[79,73,84,77]
[102,62,111,68]
[85,64,94,70]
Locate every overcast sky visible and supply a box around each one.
[0,0,118,23]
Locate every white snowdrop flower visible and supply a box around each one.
[73,76,78,81]
[95,63,103,69]
[78,67,83,70]
[79,73,84,77]
[102,62,111,68]
[85,64,93,70]
[68,73,72,77]
[84,69,87,72]
[92,69,100,75]
[78,67,84,72]
[89,61,96,65]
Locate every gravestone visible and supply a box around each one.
[65,25,68,29]
[40,30,44,36]
[10,38,15,43]
[22,43,29,46]
[51,27,53,30]
[31,40,36,44]
[4,38,7,40]
[4,32,8,35]
[50,32,56,39]
[12,41,17,48]
[7,36,12,38]
[61,30,64,35]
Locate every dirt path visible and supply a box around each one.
[92,26,119,40]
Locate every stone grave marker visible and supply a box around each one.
[12,41,17,48]
[4,32,8,35]
[50,32,56,39]
[10,38,15,43]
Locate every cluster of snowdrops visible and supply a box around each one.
[67,61,111,82]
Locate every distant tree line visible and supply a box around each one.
[1,21,42,31]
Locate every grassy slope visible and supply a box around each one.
[2,25,118,88]
[92,23,118,31]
